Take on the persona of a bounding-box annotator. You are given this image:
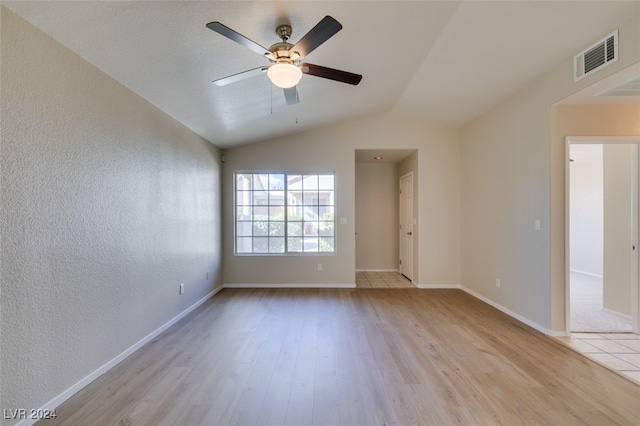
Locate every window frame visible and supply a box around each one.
[234,171,337,256]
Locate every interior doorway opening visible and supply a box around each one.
[566,138,639,334]
[355,149,417,287]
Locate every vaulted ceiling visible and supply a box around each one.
[3,1,639,148]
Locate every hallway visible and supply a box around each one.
[355,271,413,288]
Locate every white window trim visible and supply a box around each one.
[234,171,337,256]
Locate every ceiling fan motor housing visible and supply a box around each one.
[269,42,295,59]
[276,24,292,41]
[267,25,301,63]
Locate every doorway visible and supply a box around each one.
[354,149,417,286]
[566,137,639,334]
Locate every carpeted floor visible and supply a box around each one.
[570,271,632,333]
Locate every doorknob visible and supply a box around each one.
[407,232,412,236]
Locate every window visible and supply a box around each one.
[235,172,335,254]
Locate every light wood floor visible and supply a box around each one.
[41,288,640,425]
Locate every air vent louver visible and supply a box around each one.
[584,43,605,74]
[574,30,618,82]
[606,35,615,61]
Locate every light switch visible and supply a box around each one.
[340,218,347,225]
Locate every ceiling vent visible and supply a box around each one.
[574,30,618,82]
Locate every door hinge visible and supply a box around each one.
[399,260,402,265]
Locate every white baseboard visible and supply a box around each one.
[569,269,603,279]
[603,307,632,320]
[355,269,399,273]
[416,283,461,289]
[415,284,553,335]
[460,286,550,335]
[18,285,224,426]
[224,283,356,289]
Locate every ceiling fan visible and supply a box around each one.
[206,16,362,105]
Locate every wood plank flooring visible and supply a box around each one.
[40,288,640,425]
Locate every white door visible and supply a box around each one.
[603,144,636,330]
[399,173,413,280]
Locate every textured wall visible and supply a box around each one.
[0,8,222,423]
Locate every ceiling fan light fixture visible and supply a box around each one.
[267,63,302,88]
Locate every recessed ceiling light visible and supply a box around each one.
[374,156,383,160]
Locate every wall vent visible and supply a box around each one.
[574,30,618,82]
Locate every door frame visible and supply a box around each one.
[565,136,640,335]
[399,171,414,281]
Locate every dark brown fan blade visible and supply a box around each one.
[206,21,271,57]
[283,87,299,105]
[290,16,342,58]
[213,66,269,86]
[301,63,362,85]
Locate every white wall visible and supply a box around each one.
[355,163,399,271]
[462,14,640,333]
[221,114,460,287]
[570,144,604,277]
[0,8,222,424]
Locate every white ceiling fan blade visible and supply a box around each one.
[213,66,269,86]
[283,87,299,105]
[206,21,271,57]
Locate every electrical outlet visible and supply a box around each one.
[179,283,184,294]
[317,263,323,271]
[496,278,501,288]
